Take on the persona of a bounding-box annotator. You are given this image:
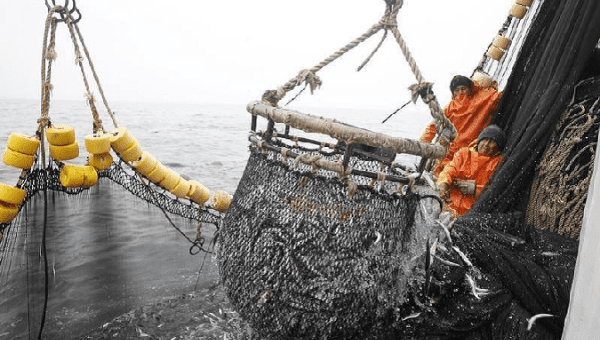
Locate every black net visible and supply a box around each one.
[218,143,446,339]
[0,160,221,249]
[473,0,600,214]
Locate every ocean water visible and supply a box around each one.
[0,98,431,339]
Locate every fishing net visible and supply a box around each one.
[473,0,600,214]
[0,160,221,260]
[219,0,600,338]
[218,122,450,339]
[526,76,600,239]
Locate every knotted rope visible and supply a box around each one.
[260,0,456,149]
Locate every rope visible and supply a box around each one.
[62,9,104,133]
[526,96,598,239]
[265,22,385,104]
[357,29,388,72]
[72,22,119,129]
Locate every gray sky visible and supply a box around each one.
[1,0,514,109]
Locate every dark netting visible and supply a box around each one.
[0,160,220,243]
[473,0,600,213]
[218,144,447,339]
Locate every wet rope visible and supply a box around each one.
[136,173,212,254]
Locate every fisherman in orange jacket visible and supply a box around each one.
[420,75,502,175]
[437,125,505,216]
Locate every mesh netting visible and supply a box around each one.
[0,160,221,242]
[474,0,600,214]
[526,77,600,239]
[218,144,446,339]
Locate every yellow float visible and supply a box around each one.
[0,201,19,224]
[472,70,493,88]
[492,35,512,50]
[170,179,191,199]
[158,169,181,191]
[7,133,40,155]
[88,152,113,170]
[84,133,111,154]
[59,164,98,188]
[132,151,158,175]
[0,182,27,206]
[212,190,232,212]
[109,126,135,153]
[516,0,533,7]
[2,147,35,169]
[187,180,210,205]
[46,125,76,146]
[146,163,168,184]
[486,45,505,61]
[118,139,142,162]
[49,142,80,161]
[509,3,528,19]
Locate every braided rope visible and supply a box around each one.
[526,98,599,239]
[39,7,63,170]
[72,22,119,129]
[62,9,105,134]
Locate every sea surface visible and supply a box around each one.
[0,98,430,339]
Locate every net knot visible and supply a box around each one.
[409,82,434,104]
[295,69,322,94]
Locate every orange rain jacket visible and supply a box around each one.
[437,146,503,216]
[420,85,502,174]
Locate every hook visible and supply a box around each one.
[45,0,82,24]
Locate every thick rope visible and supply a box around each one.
[39,7,62,169]
[62,9,104,133]
[265,23,385,105]
[72,22,119,129]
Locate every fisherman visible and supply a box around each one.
[437,125,505,216]
[420,75,502,175]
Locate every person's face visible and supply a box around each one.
[452,85,470,98]
[478,138,499,156]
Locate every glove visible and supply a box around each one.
[454,179,476,196]
[437,182,451,203]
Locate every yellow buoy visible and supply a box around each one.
[509,3,528,19]
[486,46,505,61]
[158,169,181,191]
[46,125,76,146]
[170,179,191,199]
[60,164,84,187]
[146,163,168,184]
[59,164,98,187]
[516,0,533,7]
[2,147,35,169]
[212,190,232,212]
[88,152,113,170]
[49,142,80,161]
[82,165,98,187]
[132,151,158,175]
[0,201,19,224]
[110,127,136,153]
[472,70,493,88]
[0,182,27,206]
[84,133,111,154]
[492,35,512,50]
[187,180,210,205]
[118,139,142,162]
[7,133,40,155]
